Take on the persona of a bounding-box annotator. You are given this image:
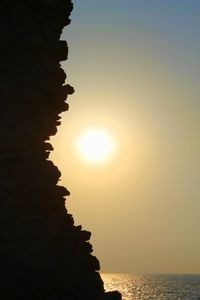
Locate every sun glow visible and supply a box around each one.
[75,128,116,164]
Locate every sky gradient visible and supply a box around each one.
[50,1,200,274]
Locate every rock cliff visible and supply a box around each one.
[0,1,121,299]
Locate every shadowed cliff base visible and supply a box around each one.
[0,0,121,299]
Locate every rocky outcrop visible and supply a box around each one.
[0,1,121,299]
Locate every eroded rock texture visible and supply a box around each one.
[0,1,121,299]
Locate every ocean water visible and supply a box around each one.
[102,273,200,300]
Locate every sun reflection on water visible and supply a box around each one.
[101,273,200,300]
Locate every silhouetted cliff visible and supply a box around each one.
[0,1,121,299]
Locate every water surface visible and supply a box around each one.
[102,273,200,300]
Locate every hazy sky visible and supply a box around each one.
[50,0,200,274]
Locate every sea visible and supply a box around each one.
[101,273,200,300]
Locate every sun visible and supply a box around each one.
[75,128,116,164]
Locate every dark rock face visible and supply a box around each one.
[0,1,121,299]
